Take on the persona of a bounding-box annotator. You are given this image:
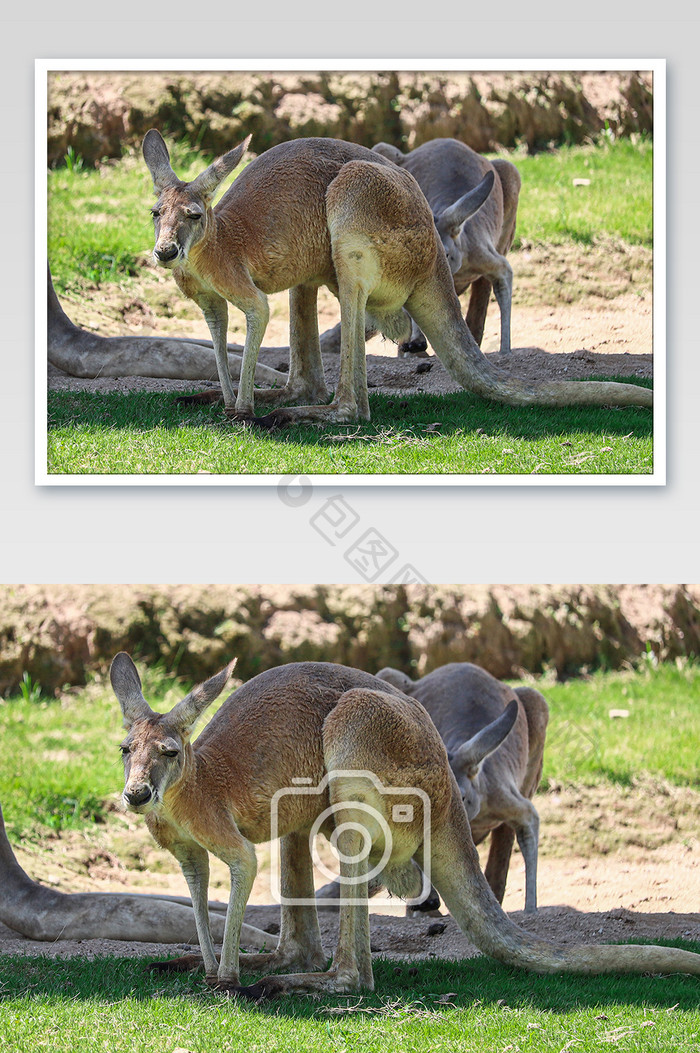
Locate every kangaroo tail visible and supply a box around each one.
[430,790,699,977]
[407,273,652,409]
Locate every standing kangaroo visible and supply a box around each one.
[143,131,652,425]
[112,655,698,998]
[372,138,521,355]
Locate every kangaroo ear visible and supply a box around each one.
[452,698,519,775]
[376,667,415,694]
[189,135,252,202]
[372,142,405,165]
[111,653,153,728]
[439,170,495,231]
[169,659,237,733]
[143,129,180,193]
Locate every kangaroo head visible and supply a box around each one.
[142,129,251,268]
[433,170,496,275]
[448,697,518,819]
[110,652,236,814]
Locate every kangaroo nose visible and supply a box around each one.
[155,245,179,263]
[124,786,152,807]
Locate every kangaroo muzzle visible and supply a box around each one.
[124,784,154,809]
[154,243,180,265]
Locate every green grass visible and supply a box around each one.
[0,661,695,843]
[540,660,700,788]
[0,949,698,1053]
[503,138,653,247]
[0,664,186,842]
[46,384,653,476]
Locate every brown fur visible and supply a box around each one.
[112,655,698,998]
[143,131,652,424]
[378,664,548,912]
[373,138,521,354]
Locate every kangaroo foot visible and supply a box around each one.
[176,388,224,406]
[251,400,366,428]
[226,409,281,430]
[150,952,207,974]
[232,965,363,999]
[250,383,330,408]
[239,946,327,976]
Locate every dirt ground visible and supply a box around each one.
[48,243,653,396]
[3,779,696,963]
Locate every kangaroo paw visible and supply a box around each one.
[150,953,206,973]
[224,410,267,426]
[227,977,282,1001]
[176,388,224,406]
[398,337,429,357]
[246,410,290,430]
[409,889,442,913]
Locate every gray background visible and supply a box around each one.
[3,5,696,585]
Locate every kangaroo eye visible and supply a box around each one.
[150,208,160,218]
[119,744,130,755]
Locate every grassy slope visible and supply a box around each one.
[541,660,700,788]
[511,138,652,247]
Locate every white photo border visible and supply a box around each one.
[36,58,666,487]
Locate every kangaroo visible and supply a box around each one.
[0,800,274,949]
[377,664,548,913]
[143,131,652,425]
[317,662,547,915]
[112,654,698,998]
[372,138,520,355]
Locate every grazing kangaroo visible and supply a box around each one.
[378,664,548,913]
[317,662,547,915]
[143,131,652,425]
[372,139,521,355]
[112,654,698,998]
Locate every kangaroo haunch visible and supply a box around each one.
[373,138,521,356]
[317,661,547,915]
